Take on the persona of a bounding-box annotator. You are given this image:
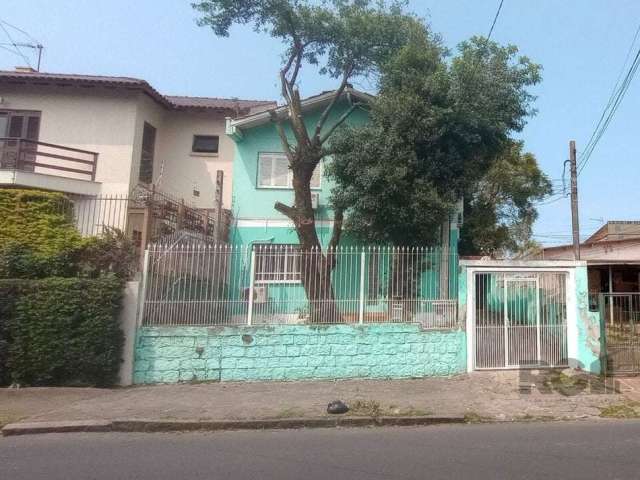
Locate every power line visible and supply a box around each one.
[577,22,640,175]
[486,0,505,42]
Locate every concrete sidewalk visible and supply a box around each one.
[0,371,626,432]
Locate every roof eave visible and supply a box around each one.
[228,87,373,132]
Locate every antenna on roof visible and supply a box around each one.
[0,42,43,71]
[0,19,44,71]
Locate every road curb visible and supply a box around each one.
[1,420,112,436]
[2,415,465,436]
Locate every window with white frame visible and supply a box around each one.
[257,152,321,189]
[254,244,302,283]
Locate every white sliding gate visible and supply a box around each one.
[472,271,569,370]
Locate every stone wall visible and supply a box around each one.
[134,324,466,384]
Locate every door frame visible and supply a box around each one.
[504,275,540,368]
[465,264,579,373]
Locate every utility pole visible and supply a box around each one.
[569,140,581,260]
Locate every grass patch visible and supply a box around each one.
[514,413,557,422]
[543,372,591,396]
[599,401,640,419]
[348,400,430,418]
[463,412,491,424]
[0,413,23,428]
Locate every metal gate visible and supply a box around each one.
[474,272,568,369]
[602,293,640,374]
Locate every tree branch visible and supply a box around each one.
[289,45,304,87]
[268,110,293,160]
[319,103,358,145]
[274,201,297,220]
[287,86,311,148]
[313,65,353,143]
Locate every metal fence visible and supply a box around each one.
[601,293,640,374]
[56,185,230,248]
[140,243,459,328]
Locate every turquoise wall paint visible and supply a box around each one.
[230,101,370,223]
[459,264,603,373]
[134,324,467,384]
[574,266,602,374]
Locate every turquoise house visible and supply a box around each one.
[223,88,461,323]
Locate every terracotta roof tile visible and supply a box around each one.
[0,70,276,114]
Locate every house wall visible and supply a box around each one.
[229,101,370,234]
[540,242,640,262]
[228,101,462,251]
[133,324,467,383]
[155,110,234,209]
[461,260,602,374]
[0,84,138,194]
[1,85,234,208]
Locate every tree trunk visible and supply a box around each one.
[290,163,343,323]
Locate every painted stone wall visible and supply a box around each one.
[134,324,466,384]
[574,265,602,374]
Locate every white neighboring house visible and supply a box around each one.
[0,67,275,243]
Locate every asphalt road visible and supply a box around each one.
[2,421,640,480]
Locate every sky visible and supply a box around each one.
[2,0,639,247]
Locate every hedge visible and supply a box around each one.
[0,276,124,387]
[0,189,86,278]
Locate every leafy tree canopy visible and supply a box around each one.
[328,23,544,247]
[458,141,552,257]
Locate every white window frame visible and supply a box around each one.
[254,244,302,284]
[257,152,322,190]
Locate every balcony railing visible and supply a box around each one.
[0,137,99,181]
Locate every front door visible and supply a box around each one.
[474,272,568,369]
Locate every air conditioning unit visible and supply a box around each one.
[253,286,268,303]
[311,192,320,210]
[244,286,268,303]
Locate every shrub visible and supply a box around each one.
[4,276,124,387]
[0,189,86,279]
[0,282,20,386]
[79,226,138,280]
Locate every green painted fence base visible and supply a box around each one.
[134,324,467,384]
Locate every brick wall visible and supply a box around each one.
[133,324,466,384]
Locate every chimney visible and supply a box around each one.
[14,66,37,73]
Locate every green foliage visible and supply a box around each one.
[193,0,414,80]
[0,189,86,278]
[0,189,133,385]
[0,189,137,279]
[79,226,138,280]
[3,276,124,387]
[328,24,542,246]
[0,281,16,386]
[459,141,552,256]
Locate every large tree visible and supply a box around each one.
[194,0,416,320]
[458,141,552,257]
[328,30,543,249]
